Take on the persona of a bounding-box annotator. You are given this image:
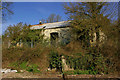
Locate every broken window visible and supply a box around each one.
[50,32,59,45]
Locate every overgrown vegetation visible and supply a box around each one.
[2,43,52,73]
[2,2,119,76]
[9,61,41,73]
[63,2,119,75]
[64,50,107,75]
[49,51,62,72]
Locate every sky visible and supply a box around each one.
[1,2,118,35]
[2,2,69,34]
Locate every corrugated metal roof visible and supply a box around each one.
[30,21,71,29]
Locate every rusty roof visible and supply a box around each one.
[30,21,71,29]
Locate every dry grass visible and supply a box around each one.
[57,41,86,56]
[2,40,120,75]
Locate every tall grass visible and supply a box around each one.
[2,40,119,75]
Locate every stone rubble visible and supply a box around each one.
[1,68,17,74]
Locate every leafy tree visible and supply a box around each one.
[64,2,116,46]
[3,22,24,42]
[3,22,44,47]
[64,2,119,74]
[21,28,44,44]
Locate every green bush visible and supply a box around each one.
[65,51,107,74]
[49,50,62,72]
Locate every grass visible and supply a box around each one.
[20,61,28,69]
[8,61,41,73]
[63,70,90,75]
[63,70,100,75]
[2,41,119,75]
[26,64,41,73]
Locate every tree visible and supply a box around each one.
[40,14,62,23]
[64,2,115,46]
[47,14,56,23]
[3,22,44,48]
[56,15,62,22]
[46,14,62,23]
[3,22,24,42]
[1,2,13,22]
[64,2,119,74]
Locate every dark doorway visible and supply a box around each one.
[50,32,59,45]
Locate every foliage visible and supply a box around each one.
[26,64,41,73]
[3,22,44,48]
[64,70,89,75]
[9,61,41,73]
[64,49,107,74]
[2,2,119,75]
[63,2,119,75]
[3,22,26,42]
[63,70,101,75]
[48,51,62,72]
[20,28,44,43]
[2,43,52,72]
[64,2,115,47]
[19,61,28,70]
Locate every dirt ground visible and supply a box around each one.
[2,71,120,78]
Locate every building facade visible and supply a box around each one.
[30,21,72,45]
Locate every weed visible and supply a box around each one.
[26,64,41,73]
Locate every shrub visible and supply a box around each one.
[48,50,62,72]
[65,50,107,74]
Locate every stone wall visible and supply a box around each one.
[90,30,106,45]
[42,27,71,44]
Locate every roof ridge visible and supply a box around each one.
[30,21,70,27]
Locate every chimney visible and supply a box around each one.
[39,21,42,24]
